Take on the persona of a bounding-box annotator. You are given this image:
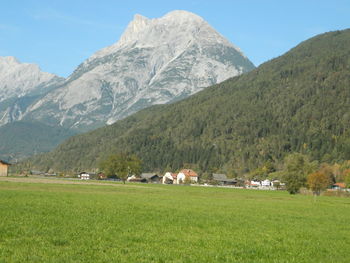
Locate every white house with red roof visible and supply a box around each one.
[162,169,199,184]
[177,169,198,184]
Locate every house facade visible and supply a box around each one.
[140,173,161,183]
[162,170,199,184]
[212,174,237,185]
[261,179,271,187]
[0,160,10,177]
[79,172,90,180]
[162,172,176,184]
[178,169,198,183]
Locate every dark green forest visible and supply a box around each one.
[27,29,350,174]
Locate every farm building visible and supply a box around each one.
[162,170,199,184]
[127,175,147,183]
[79,172,90,180]
[0,160,10,177]
[261,179,271,187]
[140,173,161,183]
[178,169,198,183]
[271,180,284,189]
[212,174,237,185]
[162,172,175,184]
[79,172,101,180]
[97,173,106,180]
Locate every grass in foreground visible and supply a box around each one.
[0,179,349,262]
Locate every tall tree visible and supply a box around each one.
[318,163,336,184]
[307,171,331,196]
[282,153,318,194]
[99,153,142,183]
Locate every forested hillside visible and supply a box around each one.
[28,29,350,174]
[0,121,75,161]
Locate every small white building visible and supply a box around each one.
[272,180,285,188]
[176,172,186,184]
[162,170,199,184]
[79,172,90,180]
[261,179,271,187]
[162,172,175,184]
[127,175,137,182]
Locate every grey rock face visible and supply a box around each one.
[0,56,64,126]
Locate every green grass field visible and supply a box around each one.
[0,179,349,262]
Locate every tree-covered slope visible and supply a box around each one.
[29,29,350,173]
[0,121,76,162]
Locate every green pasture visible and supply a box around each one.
[0,179,349,262]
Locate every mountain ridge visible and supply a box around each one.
[22,10,254,130]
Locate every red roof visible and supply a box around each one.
[334,182,346,188]
[179,169,198,178]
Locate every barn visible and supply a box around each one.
[0,160,11,177]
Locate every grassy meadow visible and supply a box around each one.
[0,178,349,262]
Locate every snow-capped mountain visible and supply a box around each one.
[0,56,64,125]
[24,10,254,131]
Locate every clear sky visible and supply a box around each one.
[1,0,349,77]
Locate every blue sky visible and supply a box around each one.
[1,0,349,77]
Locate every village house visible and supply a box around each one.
[176,169,199,184]
[79,172,90,180]
[97,173,107,180]
[79,172,103,180]
[271,180,284,189]
[245,180,261,188]
[162,170,198,184]
[261,179,271,187]
[162,172,176,184]
[332,182,346,190]
[127,175,147,183]
[245,179,284,189]
[212,174,237,186]
[0,160,10,177]
[140,173,162,183]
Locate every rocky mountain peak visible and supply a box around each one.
[92,10,232,60]
[0,56,20,65]
[118,14,150,46]
[162,10,204,23]
[0,56,62,102]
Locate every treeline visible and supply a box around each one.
[25,29,350,174]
